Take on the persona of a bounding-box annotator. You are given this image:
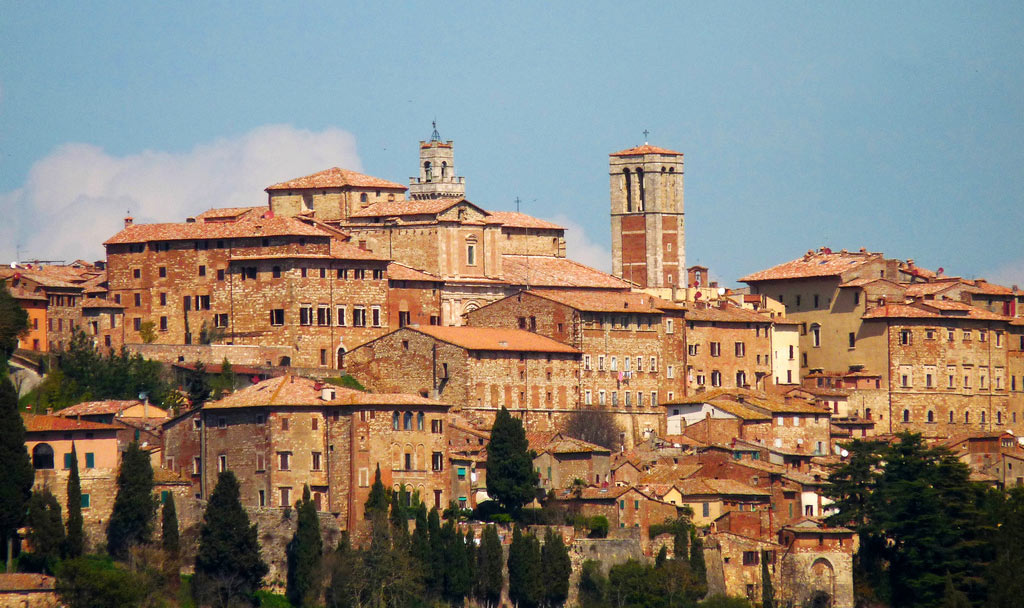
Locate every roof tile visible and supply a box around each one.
[266,167,406,191]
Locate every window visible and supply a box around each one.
[702,502,710,517]
[710,342,721,357]
[735,342,745,357]
[584,355,592,370]
[667,365,674,379]
[688,343,698,356]
[193,457,201,475]
[371,306,382,327]
[417,412,424,430]
[85,452,95,469]
[215,313,228,328]
[598,390,606,406]
[666,319,674,334]
[948,329,956,342]
[432,452,444,472]
[736,371,747,387]
[963,330,972,341]
[812,325,822,347]
[598,355,605,371]
[316,306,331,326]
[299,305,313,326]
[431,419,444,434]
[610,356,618,371]
[711,370,722,387]
[743,551,760,566]
[636,356,643,371]
[198,265,206,277]
[258,490,266,507]
[393,412,400,430]
[270,309,284,326]
[160,316,168,331]
[611,392,618,406]
[849,332,856,348]
[159,266,167,278]
[903,409,910,423]
[81,493,90,509]
[312,452,322,471]
[980,331,988,343]
[651,392,658,407]
[337,306,347,326]
[353,307,366,327]
[256,454,265,472]
[218,454,227,473]
[585,390,592,405]
[280,487,291,507]
[134,293,142,307]
[278,452,291,470]
[637,392,643,407]
[650,356,657,372]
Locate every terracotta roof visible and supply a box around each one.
[484,211,564,230]
[229,237,386,261]
[781,517,853,535]
[675,478,770,497]
[610,144,682,156]
[204,375,450,410]
[637,463,704,485]
[409,326,580,354]
[740,251,883,282]
[57,400,168,418]
[684,304,774,324]
[502,255,632,289]
[905,280,967,297]
[525,289,669,314]
[0,573,56,591]
[539,436,611,455]
[388,262,442,282]
[862,304,940,319]
[838,277,901,289]
[266,167,405,191]
[1,282,47,301]
[667,388,827,416]
[349,197,474,218]
[967,280,1014,295]
[104,214,328,245]
[194,206,264,221]
[0,269,82,290]
[22,413,120,433]
[81,299,124,309]
[863,301,1009,321]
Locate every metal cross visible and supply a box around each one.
[515,196,521,213]
[643,129,649,142]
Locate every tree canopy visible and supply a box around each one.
[486,407,538,514]
[0,376,32,565]
[0,282,28,368]
[107,441,157,559]
[287,486,323,607]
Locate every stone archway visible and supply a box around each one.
[809,558,835,607]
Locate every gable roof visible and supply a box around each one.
[667,388,827,417]
[266,167,405,191]
[349,197,486,219]
[863,301,1009,321]
[204,375,449,410]
[387,262,442,282]
[740,251,884,282]
[610,144,682,156]
[502,255,632,289]
[409,326,580,354]
[22,413,120,433]
[524,289,669,314]
[484,211,564,230]
[104,213,328,245]
[674,478,771,498]
[538,436,612,455]
[56,400,168,418]
[684,304,774,324]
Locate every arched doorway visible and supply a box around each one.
[809,558,835,607]
[32,443,54,469]
[337,347,346,369]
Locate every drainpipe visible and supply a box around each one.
[887,322,893,435]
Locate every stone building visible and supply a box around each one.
[342,325,582,435]
[161,375,452,533]
[55,399,168,452]
[22,413,121,550]
[684,303,774,393]
[777,519,856,608]
[609,144,685,290]
[560,486,679,540]
[465,289,685,443]
[0,268,86,352]
[533,434,612,490]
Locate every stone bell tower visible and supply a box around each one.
[609,143,685,289]
[408,122,466,200]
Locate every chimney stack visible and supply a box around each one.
[124,216,134,227]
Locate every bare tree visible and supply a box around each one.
[563,409,622,450]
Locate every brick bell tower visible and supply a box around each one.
[609,143,685,289]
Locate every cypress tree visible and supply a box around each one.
[64,442,84,558]
[364,464,388,520]
[541,527,572,608]
[427,507,444,597]
[463,527,476,598]
[185,360,210,407]
[508,527,543,608]
[655,544,668,568]
[287,486,323,608]
[761,550,775,608]
[485,406,538,515]
[161,493,179,556]
[690,529,707,598]
[194,471,268,607]
[411,504,431,571]
[0,376,32,569]
[441,520,471,605]
[475,525,503,608]
[106,441,157,560]
[24,488,65,574]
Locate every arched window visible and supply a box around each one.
[417,412,425,431]
[360,193,368,203]
[279,356,291,367]
[927,410,934,423]
[669,167,675,173]
[32,443,54,469]
[403,411,413,431]
[441,161,448,178]
[636,168,645,210]
[392,412,400,430]
[623,169,632,212]
[949,410,954,423]
[902,409,910,423]
[998,411,1003,425]
[424,161,433,182]
[981,411,986,424]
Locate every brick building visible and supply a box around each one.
[0,268,86,352]
[777,519,856,608]
[161,375,452,533]
[533,434,611,490]
[561,486,679,539]
[684,303,774,392]
[55,399,168,452]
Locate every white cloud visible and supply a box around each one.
[547,214,612,273]
[0,125,362,263]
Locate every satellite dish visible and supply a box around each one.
[840,449,849,458]
[718,287,726,296]
[9,262,15,268]
[138,392,148,401]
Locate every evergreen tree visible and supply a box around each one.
[655,545,668,568]
[690,529,707,598]
[985,488,1024,608]
[287,486,323,608]
[364,464,389,520]
[389,488,410,548]
[940,573,971,608]
[441,519,471,605]
[193,471,268,607]
[161,493,179,556]
[0,283,28,368]
[64,443,84,558]
[541,527,572,608]
[325,532,364,608]
[463,528,477,598]
[186,360,211,407]
[427,507,444,597]
[411,504,431,568]
[106,441,157,560]
[486,407,538,515]
[0,376,32,568]
[210,358,235,400]
[508,527,543,608]
[364,511,423,608]
[475,525,504,608]
[760,550,775,608]
[24,488,65,574]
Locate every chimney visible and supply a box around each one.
[124,216,134,227]
[321,388,335,401]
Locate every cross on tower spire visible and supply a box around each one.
[643,129,649,144]
[431,120,441,142]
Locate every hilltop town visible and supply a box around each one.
[3,130,1022,608]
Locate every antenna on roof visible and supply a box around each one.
[431,119,441,142]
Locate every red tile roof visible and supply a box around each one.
[484,211,564,230]
[266,167,406,191]
[387,262,442,282]
[862,304,937,319]
[684,304,774,324]
[194,206,264,221]
[229,237,386,261]
[205,375,449,410]
[349,198,473,218]
[104,214,329,245]
[22,413,120,433]
[410,325,580,354]
[538,436,611,455]
[667,388,826,416]
[967,280,1015,295]
[502,255,632,289]
[526,289,669,313]
[610,144,682,156]
[57,400,169,418]
[740,251,883,282]
[863,301,1009,321]
[675,478,770,497]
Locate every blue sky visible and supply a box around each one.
[2,2,1023,286]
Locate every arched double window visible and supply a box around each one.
[403,411,413,431]
[424,161,433,182]
[417,412,425,431]
[392,411,400,430]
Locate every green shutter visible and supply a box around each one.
[81,494,90,508]
[64,453,74,469]
[85,453,95,469]
[161,490,170,504]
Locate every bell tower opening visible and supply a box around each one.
[409,121,466,200]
